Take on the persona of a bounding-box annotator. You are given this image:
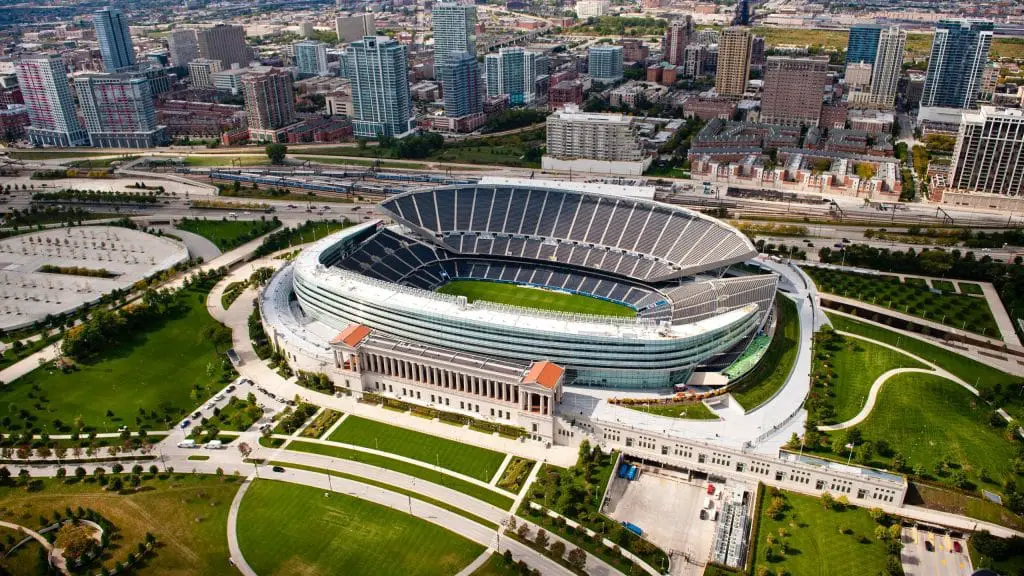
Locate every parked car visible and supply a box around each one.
[226,385,236,393]
[180,419,191,429]
[272,466,285,473]
[214,393,225,401]
[925,541,934,552]
[953,541,962,553]
[117,425,128,433]
[192,411,202,420]
[206,402,216,410]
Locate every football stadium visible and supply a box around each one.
[270,181,780,390]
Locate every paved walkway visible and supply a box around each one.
[455,550,494,576]
[225,477,258,576]
[818,331,975,432]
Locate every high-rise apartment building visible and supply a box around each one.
[442,51,482,118]
[575,0,609,19]
[294,40,329,76]
[197,24,250,69]
[922,19,993,110]
[347,36,415,139]
[94,8,136,72]
[949,106,1024,196]
[662,17,693,66]
[188,58,222,89]
[74,72,168,148]
[485,47,538,105]
[760,56,829,126]
[847,24,882,65]
[432,4,476,74]
[542,104,650,175]
[168,29,199,67]
[335,14,376,44]
[588,45,623,83]
[241,68,299,143]
[867,26,905,108]
[715,27,752,97]
[15,54,88,146]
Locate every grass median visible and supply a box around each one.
[285,439,514,509]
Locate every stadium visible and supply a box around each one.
[274,181,780,390]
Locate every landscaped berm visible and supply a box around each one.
[436,279,636,317]
[236,480,484,576]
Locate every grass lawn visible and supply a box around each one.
[624,401,719,419]
[2,288,232,434]
[959,282,984,296]
[328,415,506,481]
[9,151,114,160]
[236,480,484,576]
[805,267,999,337]
[826,314,1021,400]
[850,373,1018,491]
[730,295,800,412]
[0,474,240,575]
[750,488,892,576]
[294,155,429,170]
[814,330,925,424]
[932,280,956,293]
[285,440,514,509]
[176,217,280,251]
[437,279,636,318]
[470,553,520,576]
[183,155,269,167]
[908,482,1024,531]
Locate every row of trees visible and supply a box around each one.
[60,288,177,360]
[506,516,589,572]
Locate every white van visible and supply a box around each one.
[177,439,197,449]
[204,440,224,450]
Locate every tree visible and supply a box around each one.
[238,442,252,460]
[567,547,587,571]
[534,528,549,549]
[517,523,530,540]
[875,525,889,540]
[549,540,566,558]
[55,523,98,560]
[265,143,288,165]
[820,492,835,510]
[503,549,513,565]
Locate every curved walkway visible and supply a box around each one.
[818,331,978,432]
[0,520,68,575]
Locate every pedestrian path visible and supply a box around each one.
[491,454,513,486]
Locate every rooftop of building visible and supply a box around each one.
[548,104,632,125]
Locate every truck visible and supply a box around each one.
[177,439,196,449]
[622,522,643,537]
[204,440,224,450]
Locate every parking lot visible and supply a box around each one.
[603,467,719,575]
[902,525,973,576]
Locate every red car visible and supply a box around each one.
[953,541,963,553]
[707,484,715,495]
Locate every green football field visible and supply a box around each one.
[436,279,636,317]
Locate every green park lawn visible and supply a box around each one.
[805,267,999,337]
[236,480,484,576]
[0,474,240,575]
[815,330,926,424]
[294,155,429,170]
[437,279,636,318]
[176,217,280,251]
[2,288,232,434]
[327,415,506,481]
[183,155,269,167]
[470,553,521,576]
[751,488,892,576]
[849,373,1018,491]
[624,401,718,420]
[932,280,956,292]
[285,440,514,509]
[826,314,1023,410]
[730,295,800,412]
[958,282,984,296]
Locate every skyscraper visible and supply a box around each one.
[188,58,222,89]
[432,4,476,75]
[168,29,199,67]
[442,51,482,118]
[662,17,693,66]
[294,40,329,77]
[15,54,88,146]
[74,72,168,148]
[847,24,882,65]
[950,106,1024,196]
[921,19,993,110]
[868,26,906,108]
[241,68,299,143]
[347,36,415,139]
[715,27,752,97]
[197,24,250,69]
[485,47,538,105]
[760,56,829,126]
[94,8,136,72]
[335,14,376,44]
[588,45,623,83]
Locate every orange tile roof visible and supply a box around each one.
[331,324,372,348]
[522,360,564,390]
